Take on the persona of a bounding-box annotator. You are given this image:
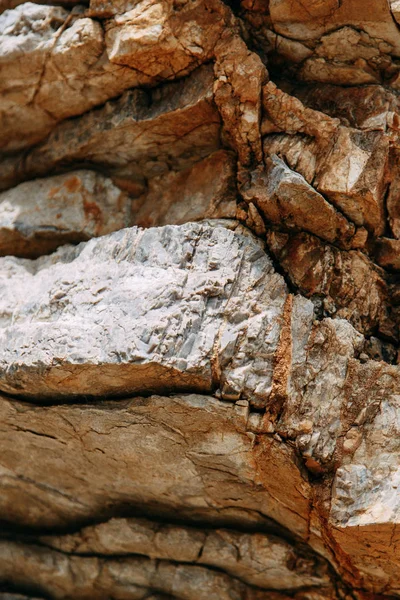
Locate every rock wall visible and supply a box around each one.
[2,1,400,598]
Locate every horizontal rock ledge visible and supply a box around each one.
[0,537,339,600]
[0,64,221,193]
[0,392,311,540]
[0,516,336,595]
[0,222,290,404]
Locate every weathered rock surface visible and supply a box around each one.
[242,155,358,249]
[4,0,400,597]
[266,230,396,339]
[0,64,221,192]
[0,3,139,152]
[0,391,312,542]
[0,0,237,152]
[132,150,238,228]
[0,170,130,257]
[38,516,332,591]
[0,223,291,404]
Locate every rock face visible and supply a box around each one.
[0,170,130,257]
[3,0,400,599]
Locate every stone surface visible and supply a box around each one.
[0,392,311,539]
[0,3,141,152]
[0,0,238,152]
[245,0,400,86]
[374,237,400,271]
[262,85,389,237]
[266,230,395,339]
[329,362,400,594]
[103,0,236,78]
[4,0,400,597]
[0,64,221,192]
[38,516,332,592]
[242,155,358,249]
[214,33,267,167]
[0,223,290,405]
[0,170,130,257]
[132,150,237,228]
[0,538,338,600]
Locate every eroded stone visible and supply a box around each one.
[0,170,130,257]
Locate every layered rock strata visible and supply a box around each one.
[3,0,400,598]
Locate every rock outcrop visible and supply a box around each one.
[3,0,400,598]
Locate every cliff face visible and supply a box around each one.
[2,1,400,598]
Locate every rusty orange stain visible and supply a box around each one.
[83,199,103,231]
[64,176,81,193]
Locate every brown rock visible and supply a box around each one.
[266,230,395,339]
[0,64,221,191]
[315,127,389,236]
[0,0,237,153]
[3,0,400,597]
[0,537,337,600]
[374,237,400,270]
[242,155,357,249]
[104,0,235,78]
[262,81,340,143]
[214,34,267,166]
[268,0,400,52]
[38,517,333,592]
[294,83,400,135]
[132,150,237,228]
[0,393,311,537]
[387,147,400,239]
[0,4,144,152]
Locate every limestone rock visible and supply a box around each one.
[242,155,357,249]
[0,392,311,539]
[0,0,238,153]
[262,86,389,236]
[0,64,221,192]
[261,81,340,143]
[258,0,400,85]
[315,127,389,236]
[329,361,400,594]
[38,517,333,592]
[0,537,337,600]
[214,34,267,167]
[103,0,235,78]
[0,170,130,257]
[293,83,400,135]
[0,223,289,405]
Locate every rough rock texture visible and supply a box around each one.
[0,223,293,404]
[0,170,130,257]
[4,0,400,598]
[131,150,238,227]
